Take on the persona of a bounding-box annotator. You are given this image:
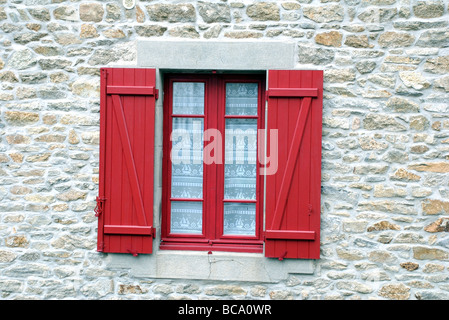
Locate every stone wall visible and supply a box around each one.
[0,0,449,300]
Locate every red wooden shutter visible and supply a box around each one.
[264,70,323,260]
[97,68,157,255]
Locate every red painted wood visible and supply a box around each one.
[104,225,154,236]
[265,230,315,240]
[216,76,265,245]
[267,88,318,98]
[111,94,147,226]
[269,97,312,230]
[97,68,156,255]
[97,69,107,252]
[107,85,157,96]
[265,70,323,260]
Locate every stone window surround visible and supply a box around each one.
[105,39,316,283]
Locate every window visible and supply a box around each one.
[161,74,265,253]
[97,68,323,260]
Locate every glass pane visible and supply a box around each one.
[170,201,203,234]
[224,119,257,200]
[173,82,204,115]
[223,203,256,236]
[171,118,204,199]
[225,83,258,116]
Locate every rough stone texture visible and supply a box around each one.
[146,4,196,23]
[416,29,449,48]
[345,35,370,48]
[246,2,280,21]
[198,1,231,23]
[303,4,344,22]
[399,71,431,90]
[413,1,445,19]
[378,32,415,48]
[0,0,448,301]
[378,283,410,300]
[53,5,78,22]
[169,25,200,38]
[385,97,420,113]
[135,25,167,37]
[298,44,335,65]
[425,218,449,233]
[79,3,105,23]
[315,31,342,47]
[424,56,449,74]
[358,7,397,23]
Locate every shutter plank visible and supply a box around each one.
[131,69,144,252]
[123,68,139,252]
[97,70,107,252]
[297,70,313,259]
[308,70,323,259]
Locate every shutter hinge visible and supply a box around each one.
[155,88,159,100]
[151,227,156,239]
[94,196,107,217]
[308,204,313,215]
[101,68,108,80]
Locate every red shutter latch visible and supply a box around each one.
[94,197,107,217]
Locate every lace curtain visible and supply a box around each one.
[173,82,205,115]
[171,201,203,234]
[171,117,204,199]
[223,203,256,235]
[224,119,257,200]
[170,82,205,234]
[223,83,258,236]
[225,83,258,115]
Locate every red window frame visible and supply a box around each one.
[161,73,266,253]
